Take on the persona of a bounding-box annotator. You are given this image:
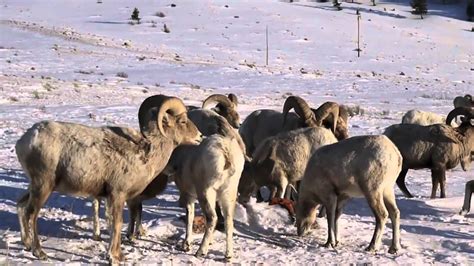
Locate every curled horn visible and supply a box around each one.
[446,107,474,126]
[228,93,238,107]
[202,94,234,109]
[138,95,187,137]
[314,102,340,133]
[282,96,316,127]
[157,97,188,137]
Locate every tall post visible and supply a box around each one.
[356,9,361,58]
[265,25,269,66]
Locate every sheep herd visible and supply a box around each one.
[14,93,473,264]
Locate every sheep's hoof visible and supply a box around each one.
[365,245,377,253]
[108,251,125,265]
[388,246,399,254]
[93,234,102,241]
[322,241,336,248]
[182,242,191,252]
[224,254,233,262]
[195,249,207,258]
[138,227,147,237]
[33,249,48,260]
[459,209,469,215]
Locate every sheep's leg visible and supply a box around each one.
[126,199,139,241]
[365,192,388,253]
[183,201,194,252]
[215,203,225,232]
[30,185,53,260]
[107,195,125,264]
[396,168,413,198]
[322,194,338,248]
[383,188,401,254]
[431,168,446,198]
[135,202,146,237]
[274,171,288,199]
[196,190,217,258]
[334,195,349,245]
[460,180,474,215]
[92,198,101,241]
[17,192,32,250]
[219,195,237,261]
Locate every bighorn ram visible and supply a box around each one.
[186,93,240,128]
[163,117,245,261]
[124,108,247,240]
[460,180,473,215]
[384,107,474,198]
[453,94,473,109]
[15,95,200,263]
[296,135,402,254]
[239,96,348,157]
[238,126,338,204]
[401,109,445,126]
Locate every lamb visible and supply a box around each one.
[238,126,338,204]
[459,180,473,215]
[401,109,445,126]
[296,135,402,254]
[163,119,245,261]
[453,94,474,109]
[15,95,201,264]
[384,107,473,198]
[239,96,348,157]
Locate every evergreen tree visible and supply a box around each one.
[131,8,141,23]
[333,0,342,10]
[467,0,474,21]
[411,0,427,19]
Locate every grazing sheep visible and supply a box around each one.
[15,95,200,264]
[296,135,402,254]
[459,180,474,215]
[238,126,338,204]
[453,94,474,109]
[384,107,474,198]
[401,109,445,126]
[163,120,245,261]
[240,96,348,157]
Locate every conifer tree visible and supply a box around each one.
[131,8,141,23]
[411,0,427,19]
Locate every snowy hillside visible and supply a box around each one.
[0,0,473,264]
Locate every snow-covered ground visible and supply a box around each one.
[0,0,473,264]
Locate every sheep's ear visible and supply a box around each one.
[176,113,188,125]
[161,113,175,128]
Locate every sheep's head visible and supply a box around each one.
[446,107,474,171]
[312,102,340,135]
[202,93,240,129]
[138,95,201,145]
[453,94,474,109]
[295,198,318,237]
[283,96,317,128]
[237,161,257,204]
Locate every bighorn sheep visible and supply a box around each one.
[15,95,200,263]
[296,135,402,254]
[238,126,337,204]
[401,109,445,126]
[124,108,247,240]
[453,94,473,109]
[239,96,348,157]
[384,107,474,198]
[163,118,245,261]
[460,180,474,215]
[186,93,240,128]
